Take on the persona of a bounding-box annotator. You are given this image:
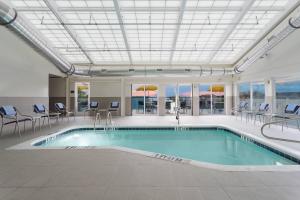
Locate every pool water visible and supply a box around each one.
[36,128,297,166]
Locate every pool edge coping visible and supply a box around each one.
[6,124,300,172]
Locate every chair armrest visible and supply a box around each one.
[20,114,34,120]
[3,115,17,120]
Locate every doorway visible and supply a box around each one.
[75,82,90,113]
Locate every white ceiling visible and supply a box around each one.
[8,0,299,69]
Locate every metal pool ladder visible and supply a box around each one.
[94,112,101,131]
[261,118,300,143]
[105,111,115,131]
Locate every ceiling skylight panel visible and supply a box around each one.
[11,0,47,8]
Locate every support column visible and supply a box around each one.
[124,82,132,116]
[192,83,199,116]
[233,83,239,112]
[158,83,166,116]
[120,78,125,117]
[225,83,233,115]
[265,79,275,113]
[66,77,70,111]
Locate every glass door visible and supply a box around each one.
[75,82,90,113]
[178,84,192,115]
[131,84,145,115]
[131,84,158,115]
[211,84,225,114]
[199,84,225,115]
[252,83,265,109]
[165,85,177,115]
[145,84,158,114]
[199,84,212,115]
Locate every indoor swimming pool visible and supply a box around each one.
[32,127,299,166]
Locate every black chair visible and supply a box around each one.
[84,101,99,118]
[108,101,120,112]
[55,103,75,120]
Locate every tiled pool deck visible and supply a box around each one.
[1,115,300,200]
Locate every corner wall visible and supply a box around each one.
[234,24,300,111]
[0,27,63,113]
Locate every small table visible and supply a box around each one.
[98,109,108,117]
[31,115,42,133]
[49,112,60,122]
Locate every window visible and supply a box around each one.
[238,82,266,110]
[252,83,265,109]
[178,84,193,115]
[164,84,193,115]
[276,81,300,113]
[238,83,251,109]
[131,84,158,115]
[165,84,177,115]
[199,84,225,115]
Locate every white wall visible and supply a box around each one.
[0,27,63,98]
[70,75,234,115]
[233,16,300,112]
[237,30,300,83]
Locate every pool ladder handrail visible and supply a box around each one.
[175,107,180,126]
[261,117,300,143]
[105,111,115,131]
[94,112,101,131]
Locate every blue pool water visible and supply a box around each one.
[35,128,298,166]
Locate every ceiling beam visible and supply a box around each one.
[42,0,94,64]
[168,0,187,64]
[16,6,285,12]
[112,0,133,65]
[207,0,256,63]
[73,63,233,68]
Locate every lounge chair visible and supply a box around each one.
[232,101,248,120]
[0,105,33,136]
[271,104,300,129]
[54,103,75,120]
[33,104,51,128]
[33,104,60,128]
[83,101,99,118]
[245,103,269,123]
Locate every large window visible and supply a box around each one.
[199,84,225,115]
[165,85,177,115]
[276,81,300,113]
[238,83,251,108]
[179,85,193,115]
[252,83,265,109]
[131,84,158,115]
[164,84,192,115]
[238,82,266,110]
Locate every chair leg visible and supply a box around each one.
[13,123,17,134]
[32,120,35,133]
[34,118,37,133]
[23,121,26,132]
[16,122,21,137]
[0,124,3,136]
[48,117,51,128]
